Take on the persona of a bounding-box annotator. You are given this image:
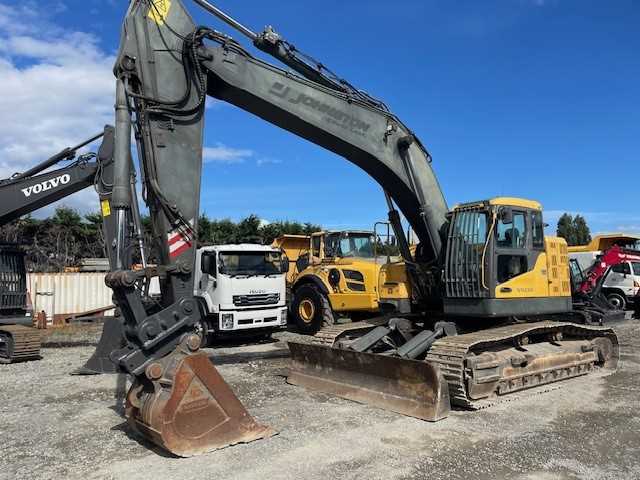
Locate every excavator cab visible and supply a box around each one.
[444,198,572,318]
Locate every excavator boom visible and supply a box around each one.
[107,0,451,455]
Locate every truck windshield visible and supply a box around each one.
[325,233,375,258]
[219,251,283,276]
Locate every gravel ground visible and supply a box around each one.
[1,315,639,480]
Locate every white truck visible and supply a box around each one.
[194,244,289,340]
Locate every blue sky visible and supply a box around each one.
[1,0,638,234]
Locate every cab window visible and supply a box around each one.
[496,212,526,249]
[311,235,321,257]
[633,263,640,275]
[611,263,631,275]
[532,211,544,249]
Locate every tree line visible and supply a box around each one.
[0,205,593,271]
[0,207,320,272]
[555,213,592,246]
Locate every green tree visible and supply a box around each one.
[556,213,592,246]
[235,215,262,243]
[210,218,237,244]
[573,215,592,246]
[197,214,214,246]
[556,213,575,245]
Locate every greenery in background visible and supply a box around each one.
[0,207,321,272]
[556,213,592,246]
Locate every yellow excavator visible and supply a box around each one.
[99,0,618,457]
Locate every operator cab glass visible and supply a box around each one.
[219,251,284,276]
[444,200,560,316]
[324,232,375,259]
[495,211,528,284]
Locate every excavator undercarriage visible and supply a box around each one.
[0,324,41,364]
[289,319,618,419]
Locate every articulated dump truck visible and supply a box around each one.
[273,230,410,334]
[97,0,618,455]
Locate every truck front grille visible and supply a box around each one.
[232,293,280,307]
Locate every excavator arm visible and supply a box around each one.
[0,128,114,225]
[109,0,451,377]
[106,0,450,456]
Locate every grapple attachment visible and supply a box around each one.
[287,341,450,421]
[127,341,276,457]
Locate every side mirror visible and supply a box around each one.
[500,207,513,225]
[281,255,290,273]
[201,252,216,276]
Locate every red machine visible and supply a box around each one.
[577,245,640,295]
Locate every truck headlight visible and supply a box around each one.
[221,313,234,330]
[280,308,287,326]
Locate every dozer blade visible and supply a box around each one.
[287,341,450,421]
[127,350,276,457]
[72,317,125,375]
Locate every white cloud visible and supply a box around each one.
[256,157,283,167]
[0,2,115,215]
[203,143,253,164]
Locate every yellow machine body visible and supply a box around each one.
[444,197,573,317]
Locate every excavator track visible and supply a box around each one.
[311,317,390,346]
[0,325,41,364]
[426,321,618,409]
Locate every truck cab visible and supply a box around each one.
[194,244,289,338]
[602,261,640,309]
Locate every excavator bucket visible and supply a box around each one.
[72,317,125,375]
[126,350,276,457]
[287,341,450,421]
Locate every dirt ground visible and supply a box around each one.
[1,315,638,480]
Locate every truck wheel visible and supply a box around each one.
[193,320,210,347]
[606,292,626,310]
[292,285,335,334]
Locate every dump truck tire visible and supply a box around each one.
[292,284,335,334]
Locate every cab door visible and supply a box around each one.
[633,262,640,296]
[604,262,635,297]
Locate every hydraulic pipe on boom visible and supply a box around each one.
[10,131,105,181]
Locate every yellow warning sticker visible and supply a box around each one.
[101,199,111,217]
[148,0,171,25]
